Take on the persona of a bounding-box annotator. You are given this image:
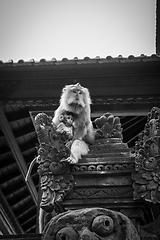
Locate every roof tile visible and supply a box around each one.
[0,55,160,67]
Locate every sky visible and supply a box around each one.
[0,0,156,62]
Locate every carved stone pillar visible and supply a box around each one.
[132,107,160,203]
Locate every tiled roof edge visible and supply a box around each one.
[0,54,160,67]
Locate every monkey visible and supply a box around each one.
[56,113,89,163]
[52,83,95,163]
[56,113,74,140]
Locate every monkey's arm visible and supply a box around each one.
[72,122,86,140]
[83,121,95,144]
[52,106,64,125]
[73,120,95,144]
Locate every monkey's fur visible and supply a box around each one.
[52,83,95,163]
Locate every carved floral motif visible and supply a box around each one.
[94,113,123,139]
[132,107,160,203]
[34,112,74,212]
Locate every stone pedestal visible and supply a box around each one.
[34,110,160,239]
[63,138,146,226]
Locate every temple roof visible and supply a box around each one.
[0,54,160,67]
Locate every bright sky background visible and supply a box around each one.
[0,0,156,62]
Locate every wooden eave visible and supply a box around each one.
[0,55,160,116]
[0,107,38,206]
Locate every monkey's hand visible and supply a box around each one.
[60,155,78,164]
[66,156,78,164]
[57,123,66,133]
[65,140,72,149]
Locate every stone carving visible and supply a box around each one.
[30,105,138,234]
[34,112,74,212]
[71,187,133,199]
[94,113,123,139]
[132,107,160,203]
[71,162,134,172]
[29,105,160,238]
[33,112,122,211]
[43,207,140,240]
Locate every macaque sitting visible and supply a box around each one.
[52,83,95,164]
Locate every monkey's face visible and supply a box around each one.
[65,115,74,126]
[60,84,91,115]
[67,87,85,108]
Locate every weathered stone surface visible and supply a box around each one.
[33,111,146,233]
[132,107,160,203]
[33,112,74,212]
[33,109,158,237]
[43,208,140,240]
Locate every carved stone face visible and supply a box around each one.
[43,208,139,240]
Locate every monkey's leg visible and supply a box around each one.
[66,140,89,164]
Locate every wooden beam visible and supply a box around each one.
[0,188,23,234]
[0,106,38,206]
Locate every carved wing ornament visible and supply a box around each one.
[34,112,74,212]
[132,107,160,203]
